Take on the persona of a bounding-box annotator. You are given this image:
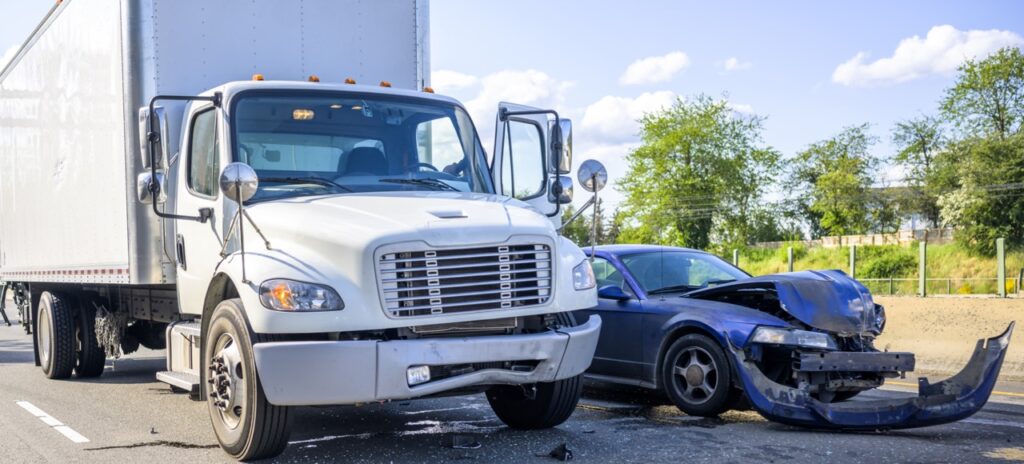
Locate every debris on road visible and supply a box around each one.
[449,434,482,450]
[536,443,574,461]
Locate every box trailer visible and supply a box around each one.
[0,0,605,459]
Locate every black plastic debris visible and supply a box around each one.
[536,443,574,461]
[449,434,482,450]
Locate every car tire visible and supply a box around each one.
[204,298,291,461]
[37,291,76,379]
[661,334,733,417]
[486,312,583,430]
[74,302,106,378]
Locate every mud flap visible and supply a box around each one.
[731,322,1015,430]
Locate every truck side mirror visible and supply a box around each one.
[136,171,166,204]
[548,176,573,204]
[548,119,572,175]
[219,163,259,202]
[577,159,607,193]
[138,106,169,170]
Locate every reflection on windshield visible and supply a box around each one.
[621,251,749,294]
[232,92,493,202]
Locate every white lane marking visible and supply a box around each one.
[15,401,90,443]
[960,417,1024,430]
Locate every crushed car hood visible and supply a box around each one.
[687,270,880,336]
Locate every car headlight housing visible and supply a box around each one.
[572,260,596,290]
[259,279,344,311]
[873,304,886,333]
[750,327,838,350]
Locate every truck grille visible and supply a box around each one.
[378,244,552,318]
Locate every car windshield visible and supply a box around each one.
[620,251,750,295]
[231,92,493,202]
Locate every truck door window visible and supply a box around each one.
[188,108,219,197]
[501,120,545,199]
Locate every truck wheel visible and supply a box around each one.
[661,334,733,417]
[74,303,106,378]
[37,292,76,379]
[204,299,291,460]
[486,312,583,429]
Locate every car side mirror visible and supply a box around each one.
[598,285,630,300]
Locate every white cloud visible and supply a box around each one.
[729,102,754,114]
[832,25,1024,86]
[619,52,690,85]
[431,69,479,91]
[721,57,752,71]
[1,45,19,70]
[570,141,637,210]
[580,91,677,144]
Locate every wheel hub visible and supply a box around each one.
[684,364,704,386]
[208,334,245,429]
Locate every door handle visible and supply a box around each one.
[176,235,187,271]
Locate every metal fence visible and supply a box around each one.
[858,278,1020,297]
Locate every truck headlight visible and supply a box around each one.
[572,260,596,290]
[750,327,838,350]
[259,279,345,311]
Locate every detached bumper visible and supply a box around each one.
[253,315,602,406]
[732,322,1014,430]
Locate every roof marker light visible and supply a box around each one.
[308,75,320,83]
[423,87,435,93]
[379,81,392,88]
[345,78,356,84]
[252,74,265,81]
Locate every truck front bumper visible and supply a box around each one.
[732,322,1014,430]
[253,315,602,406]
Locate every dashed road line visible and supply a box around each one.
[16,401,90,443]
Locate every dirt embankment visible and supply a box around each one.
[874,296,1023,381]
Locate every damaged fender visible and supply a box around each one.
[730,322,1015,430]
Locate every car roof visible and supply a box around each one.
[588,244,706,257]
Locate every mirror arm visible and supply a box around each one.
[146,93,222,223]
[558,195,595,232]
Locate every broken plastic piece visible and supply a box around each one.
[536,443,574,461]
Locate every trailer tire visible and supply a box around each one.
[204,298,291,461]
[486,312,583,430]
[74,303,106,378]
[37,292,76,379]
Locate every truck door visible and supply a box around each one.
[174,104,228,315]
[491,103,571,224]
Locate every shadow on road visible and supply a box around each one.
[0,337,35,364]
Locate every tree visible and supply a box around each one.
[941,47,1024,139]
[559,198,614,246]
[790,124,878,237]
[615,95,780,252]
[891,115,944,226]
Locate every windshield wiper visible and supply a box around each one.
[647,284,701,295]
[260,176,352,192]
[378,177,459,191]
[702,278,737,288]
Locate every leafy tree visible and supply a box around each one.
[891,115,945,226]
[790,124,878,237]
[941,47,1024,139]
[559,198,614,246]
[616,95,780,252]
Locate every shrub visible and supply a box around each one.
[860,252,917,278]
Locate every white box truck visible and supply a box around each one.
[0,0,605,459]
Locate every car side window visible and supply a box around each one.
[188,108,219,197]
[592,257,633,297]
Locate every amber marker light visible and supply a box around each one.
[308,75,320,82]
[345,78,357,84]
[252,73,265,81]
[423,87,435,93]
[379,80,392,87]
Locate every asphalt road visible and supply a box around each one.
[1,320,1023,463]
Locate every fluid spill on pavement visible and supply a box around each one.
[983,447,1024,461]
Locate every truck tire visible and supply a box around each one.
[486,312,583,430]
[74,302,106,378]
[661,334,733,417]
[37,292,76,379]
[204,298,291,460]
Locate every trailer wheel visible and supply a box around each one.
[37,292,76,379]
[661,334,733,417]
[74,302,106,378]
[204,299,291,460]
[486,312,583,429]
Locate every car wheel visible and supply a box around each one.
[661,334,732,417]
[204,298,291,460]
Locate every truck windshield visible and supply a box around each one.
[231,92,493,202]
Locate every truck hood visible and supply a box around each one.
[243,191,555,250]
[688,270,881,336]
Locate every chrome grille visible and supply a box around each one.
[378,244,552,318]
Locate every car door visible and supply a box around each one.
[575,256,643,379]
[174,104,229,315]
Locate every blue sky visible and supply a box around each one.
[4,1,1023,207]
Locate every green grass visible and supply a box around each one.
[733,242,1024,295]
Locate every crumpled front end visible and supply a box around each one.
[732,322,1014,430]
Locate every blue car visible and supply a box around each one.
[574,245,1014,429]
